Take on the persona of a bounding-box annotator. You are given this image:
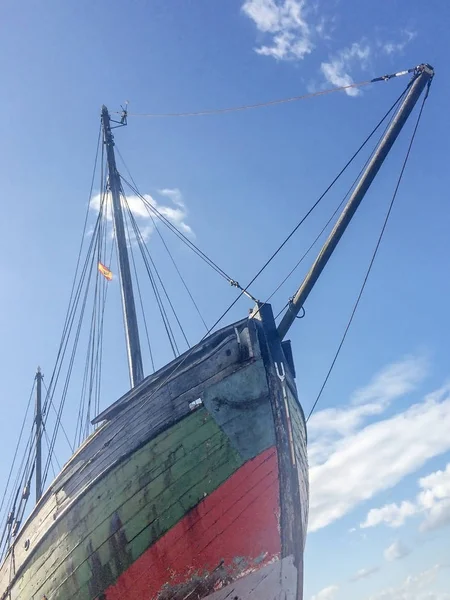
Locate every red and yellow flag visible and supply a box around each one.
[98,262,113,281]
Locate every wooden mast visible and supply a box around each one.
[277,64,434,340]
[35,367,42,504]
[101,106,144,388]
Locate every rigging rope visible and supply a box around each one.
[120,175,258,301]
[44,210,103,484]
[128,219,157,373]
[124,195,191,349]
[122,71,427,423]
[115,146,209,331]
[220,78,418,320]
[123,195,182,356]
[115,68,415,118]
[271,84,411,319]
[0,380,35,520]
[41,379,73,453]
[305,78,432,423]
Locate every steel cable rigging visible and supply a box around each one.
[271,84,411,319]
[115,67,415,118]
[305,78,432,422]
[115,146,209,331]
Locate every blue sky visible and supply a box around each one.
[1,1,449,598]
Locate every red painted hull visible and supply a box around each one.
[106,447,281,599]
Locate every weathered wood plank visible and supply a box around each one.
[103,447,280,600]
[13,412,224,595]
[0,321,258,597]
[12,409,241,599]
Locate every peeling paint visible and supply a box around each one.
[157,562,232,600]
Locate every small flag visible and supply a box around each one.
[98,262,113,281]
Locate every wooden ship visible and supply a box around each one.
[0,64,433,600]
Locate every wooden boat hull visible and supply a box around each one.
[0,305,308,600]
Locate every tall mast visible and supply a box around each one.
[35,367,42,504]
[277,64,434,340]
[101,106,144,388]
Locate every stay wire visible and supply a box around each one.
[42,422,61,474]
[120,175,241,288]
[128,214,157,373]
[115,146,209,331]
[74,192,106,445]
[1,420,37,550]
[95,198,115,422]
[234,80,418,313]
[123,192,190,349]
[42,188,105,424]
[0,379,35,520]
[306,80,431,423]
[84,229,102,438]
[0,384,37,553]
[93,192,111,424]
[86,188,110,436]
[41,124,103,457]
[44,211,102,486]
[43,124,102,410]
[272,84,410,320]
[123,196,180,357]
[41,379,73,453]
[116,68,415,118]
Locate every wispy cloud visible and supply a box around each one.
[381,30,417,56]
[367,564,450,600]
[308,356,428,467]
[310,584,339,600]
[384,540,410,562]
[320,41,370,97]
[316,29,416,97]
[350,566,379,582]
[89,188,193,241]
[361,462,450,533]
[242,0,314,60]
[158,187,184,207]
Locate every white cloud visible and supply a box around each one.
[242,0,313,60]
[90,188,193,241]
[158,187,184,207]
[309,356,427,440]
[320,42,370,97]
[361,462,450,533]
[311,585,339,600]
[418,464,450,531]
[367,564,450,600]
[351,566,379,582]
[309,378,450,532]
[308,356,427,469]
[384,540,410,562]
[361,501,417,529]
[382,30,416,55]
